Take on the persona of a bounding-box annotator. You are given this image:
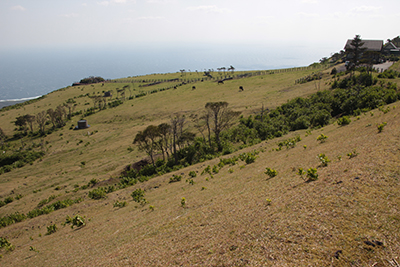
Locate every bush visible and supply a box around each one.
[169,175,182,183]
[0,237,14,251]
[337,116,351,126]
[317,153,330,167]
[377,122,387,133]
[88,188,107,200]
[265,168,277,178]
[317,134,328,143]
[65,215,86,229]
[46,224,57,235]
[131,189,146,204]
[306,168,318,181]
[188,171,197,178]
[113,200,127,208]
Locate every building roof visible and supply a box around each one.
[344,39,383,52]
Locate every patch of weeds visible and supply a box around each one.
[306,168,318,181]
[0,237,14,252]
[228,168,234,173]
[278,136,301,149]
[186,179,195,185]
[317,133,328,143]
[88,187,107,199]
[201,187,206,190]
[347,149,359,159]
[149,205,155,211]
[64,215,86,229]
[317,153,330,167]
[46,224,57,235]
[266,199,272,206]
[131,189,147,204]
[377,122,387,133]
[181,197,186,207]
[303,145,307,149]
[188,171,197,178]
[212,165,219,174]
[15,194,23,200]
[265,168,277,178]
[201,165,211,175]
[169,175,182,183]
[113,200,127,208]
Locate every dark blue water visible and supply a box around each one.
[0,43,331,101]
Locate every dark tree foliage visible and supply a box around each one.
[346,35,367,70]
[79,76,105,84]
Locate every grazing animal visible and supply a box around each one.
[239,86,244,91]
[192,86,196,90]
[218,80,224,85]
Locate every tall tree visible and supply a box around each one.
[133,125,160,166]
[170,114,186,164]
[205,102,240,151]
[346,34,366,70]
[36,110,47,134]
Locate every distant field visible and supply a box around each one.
[1,62,400,266]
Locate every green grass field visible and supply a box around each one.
[0,62,400,266]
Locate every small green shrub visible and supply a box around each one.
[186,179,195,185]
[188,171,197,178]
[317,153,330,167]
[337,116,351,126]
[46,224,57,235]
[265,168,277,178]
[131,189,146,204]
[306,168,318,181]
[317,133,328,143]
[347,149,359,159]
[181,197,186,207]
[212,165,219,174]
[149,205,155,211]
[377,122,387,133]
[0,237,14,251]
[169,175,182,183]
[113,200,127,208]
[201,165,211,175]
[88,187,107,200]
[65,215,86,229]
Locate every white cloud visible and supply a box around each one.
[146,0,176,3]
[297,12,319,18]
[10,5,26,11]
[60,13,79,18]
[302,0,318,4]
[351,6,382,13]
[136,16,165,20]
[187,5,232,14]
[97,0,132,6]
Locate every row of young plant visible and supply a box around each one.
[0,196,83,229]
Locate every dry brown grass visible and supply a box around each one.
[1,66,400,266]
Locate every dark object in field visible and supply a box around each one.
[334,250,342,259]
[239,86,244,91]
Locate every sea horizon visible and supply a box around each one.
[0,43,336,102]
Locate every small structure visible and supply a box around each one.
[74,120,90,130]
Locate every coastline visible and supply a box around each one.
[0,96,42,109]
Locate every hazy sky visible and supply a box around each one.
[1,0,399,52]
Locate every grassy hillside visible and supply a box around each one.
[1,63,400,266]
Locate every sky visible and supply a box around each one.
[1,0,399,52]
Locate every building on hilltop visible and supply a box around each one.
[344,39,383,52]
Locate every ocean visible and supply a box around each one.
[0,43,334,105]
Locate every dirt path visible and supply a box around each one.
[373,61,394,72]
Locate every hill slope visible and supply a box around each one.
[1,64,400,266]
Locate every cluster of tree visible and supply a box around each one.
[14,103,73,137]
[129,102,240,178]
[78,76,105,85]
